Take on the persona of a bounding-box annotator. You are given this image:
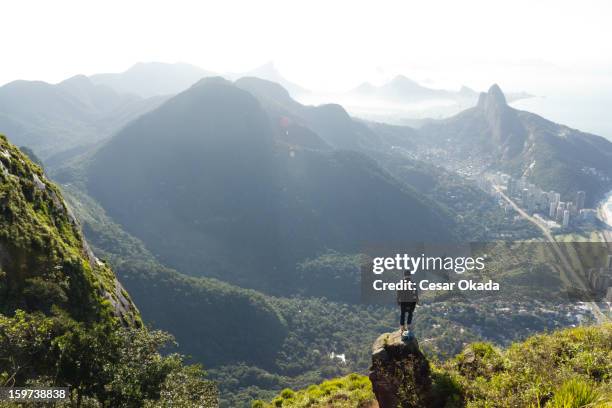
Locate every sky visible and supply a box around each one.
[2,0,612,135]
[2,0,611,89]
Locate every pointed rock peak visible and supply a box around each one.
[488,84,507,104]
[477,83,507,109]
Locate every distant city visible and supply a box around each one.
[478,172,594,230]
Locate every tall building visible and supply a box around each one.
[576,191,586,211]
[549,202,557,218]
[563,210,570,228]
[556,202,566,221]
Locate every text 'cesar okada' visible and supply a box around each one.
[371,254,500,292]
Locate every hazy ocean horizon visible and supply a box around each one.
[511,91,612,141]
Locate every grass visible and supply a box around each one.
[259,324,612,407]
[252,373,375,407]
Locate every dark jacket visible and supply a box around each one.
[396,278,418,303]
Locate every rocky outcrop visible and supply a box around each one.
[0,134,140,326]
[369,331,432,408]
[477,84,527,159]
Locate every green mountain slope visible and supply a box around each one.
[77,77,458,294]
[0,134,218,406]
[62,184,290,368]
[259,323,612,407]
[0,134,138,325]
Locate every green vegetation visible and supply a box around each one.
[62,184,290,369]
[0,135,217,406]
[377,152,540,241]
[59,183,488,407]
[0,311,217,407]
[60,183,584,407]
[261,324,611,408]
[295,251,365,302]
[253,373,375,408]
[431,323,612,407]
[1,134,131,324]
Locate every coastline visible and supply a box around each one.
[601,191,612,228]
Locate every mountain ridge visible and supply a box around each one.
[0,75,166,159]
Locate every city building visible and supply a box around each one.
[556,202,566,221]
[563,210,570,228]
[576,191,586,211]
[549,202,557,218]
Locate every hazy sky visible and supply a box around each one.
[3,0,612,93]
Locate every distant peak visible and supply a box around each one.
[487,84,507,104]
[389,75,419,86]
[251,61,280,75]
[59,74,92,86]
[459,85,477,95]
[477,83,507,109]
[353,82,376,93]
[191,76,231,88]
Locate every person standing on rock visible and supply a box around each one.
[396,270,418,335]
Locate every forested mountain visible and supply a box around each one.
[70,77,457,293]
[0,135,217,406]
[0,75,165,159]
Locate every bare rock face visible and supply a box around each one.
[369,331,432,408]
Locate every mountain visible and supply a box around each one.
[239,61,308,97]
[0,134,138,324]
[0,75,165,159]
[90,62,216,97]
[258,323,612,407]
[352,75,455,103]
[417,84,612,205]
[67,77,457,294]
[235,76,383,151]
[349,75,531,105]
